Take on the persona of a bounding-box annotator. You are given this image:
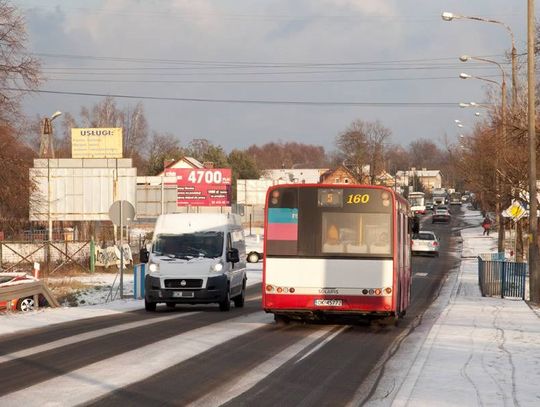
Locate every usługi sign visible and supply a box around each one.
[71,127,123,158]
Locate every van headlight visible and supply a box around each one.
[148,262,159,273]
[210,262,224,273]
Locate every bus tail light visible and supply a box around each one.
[374,288,382,295]
[289,287,295,293]
[385,287,392,294]
[266,284,274,292]
[277,287,283,293]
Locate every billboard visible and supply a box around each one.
[164,168,232,207]
[71,128,123,158]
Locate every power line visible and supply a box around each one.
[42,73,504,85]
[31,51,508,68]
[3,87,462,107]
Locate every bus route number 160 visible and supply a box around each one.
[346,194,370,204]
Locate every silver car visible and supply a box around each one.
[411,231,440,256]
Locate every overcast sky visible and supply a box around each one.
[17,0,530,154]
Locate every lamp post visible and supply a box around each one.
[461,56,508,253]
[442,12,517,107]
[44,111,62,242]
[460,71,507,252]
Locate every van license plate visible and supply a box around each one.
[314,299,342,307]
[173,291,194,298]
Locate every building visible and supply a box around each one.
[262,168,328,184]
[319,165,363,184]
[157,157,204,175]
[396,168,443,192]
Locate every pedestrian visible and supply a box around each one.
[482,215,492,236]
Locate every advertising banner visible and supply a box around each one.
[164,168,232,206]
[71,128,123,158]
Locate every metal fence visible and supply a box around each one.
[478,256,527,300]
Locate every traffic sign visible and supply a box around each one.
[108,200,135,226]
[505,201,526,222]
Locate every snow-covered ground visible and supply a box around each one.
[2,208,540,407]
[0,262,262,336]
[361,206,540,406]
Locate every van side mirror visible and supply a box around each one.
[227,248,240,264]
[139,248,149,263]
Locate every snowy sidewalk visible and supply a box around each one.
[365,209,540,406]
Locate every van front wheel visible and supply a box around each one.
[219,288,231,311]
[145,298,157,312]
[233,281,246,308]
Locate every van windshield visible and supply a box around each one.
[153,232,224,259]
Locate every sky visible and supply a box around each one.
[16,0,530,154]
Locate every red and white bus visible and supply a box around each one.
[262,184,412,322]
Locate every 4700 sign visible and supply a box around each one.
[187,170,225,184]
[165,168,232,207]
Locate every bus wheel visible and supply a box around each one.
[274,314,290,325]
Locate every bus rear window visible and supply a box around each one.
[322,212,391,255]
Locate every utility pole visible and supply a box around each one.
[527,0,539,303]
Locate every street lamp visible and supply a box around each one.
[461,55,509,253]
[44,111,62,242]
[442,12,517,105]
[461,70,507,252]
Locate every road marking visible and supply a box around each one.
[0,312,198,365]
[188,325,339,407]
[415,272,428,277]
[295,325,348,364]
[0,312,273,406]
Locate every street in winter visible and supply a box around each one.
[1,1,540,406]
[1,207,539,406]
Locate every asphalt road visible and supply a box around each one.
[0,207,465,406]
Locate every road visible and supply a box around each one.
[0,207,465,406]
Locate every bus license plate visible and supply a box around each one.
[173,291,194,298]
[314,299,342,307]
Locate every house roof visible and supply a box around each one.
[320,165,361,183]
[157,156,204,175]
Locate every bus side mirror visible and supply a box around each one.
[139,248,149,263]
[227,248,240,264]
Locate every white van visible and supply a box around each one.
[142,213,247,312]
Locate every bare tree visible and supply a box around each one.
[0,0,41,122]
[80,96,123,128]
[123,102,148,158]
[335,119,391,183]
[145,132,184,175]
[246,141,328,169]
[0,123,35,234]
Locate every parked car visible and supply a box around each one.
[425,201,434,211]
[411,231,440,256]
[0,273,44,312]
[432,206,451,223]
